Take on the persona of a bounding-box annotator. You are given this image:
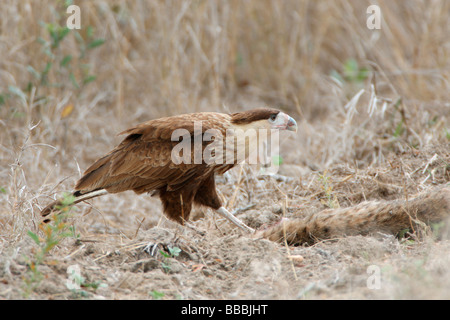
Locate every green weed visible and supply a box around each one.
[1,2,104,118]
[318,171,339,209]
[149,290,165,300]
[159,246,181,273]
[66,267,107,299]
[23,192,78,297]
[331,58,369,84]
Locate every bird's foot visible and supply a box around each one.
[143,242,160,256]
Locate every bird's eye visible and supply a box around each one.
[269,114,277,122]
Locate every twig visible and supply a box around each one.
[64,244,86,260]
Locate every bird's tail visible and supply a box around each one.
[41,189,108,222]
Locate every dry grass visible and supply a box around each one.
[0,0,449,299]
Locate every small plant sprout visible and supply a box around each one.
[23,192,78,296]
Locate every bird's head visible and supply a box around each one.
[230,108,297,132]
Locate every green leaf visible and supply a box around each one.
[159,250,170,258]
[149,290,165,300]
[12,111,26,119]
[27,65,41,79]
[61,192,76,207]
[60,231,76,238]
[393,121,404,138]
[59,27,71,41]
[272,155,283,166]
[42,62,52,76]
[83,75,96,85]
[43,240,58,254]
[25,82,33,92]
[0,94,5,106]
[168,246,181,257]
[8,86,27,103]
[40,62,52,85]
[397,228,410,240]
[394,98,402,109]
[46,22,55,34]
[36,36,47,46]
[60,55,72,67]
[341,59,369,83]
[43,46,55,59]
[344,58,358,75]
[161,262,171,272]
[69,73,79,89]
[357,67,369,82]
[47,24,70,48]
[73,30,84,44]
[87,38,105,49]
[28,231,41,245]
[0,187,6,194]
[86,26,94,38]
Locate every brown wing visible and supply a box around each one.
[74,112,231,195]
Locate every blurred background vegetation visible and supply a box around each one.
[0,1,449,299]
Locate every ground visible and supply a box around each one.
[0,1,449,300]
[1,146,449,299]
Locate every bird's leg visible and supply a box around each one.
[215,207,255,233]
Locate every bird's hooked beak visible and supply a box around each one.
[279,112,298,132]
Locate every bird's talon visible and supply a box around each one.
[143,242,160,256]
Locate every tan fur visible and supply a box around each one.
[255,186,450,245]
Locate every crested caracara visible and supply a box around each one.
[41,108,297,232]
